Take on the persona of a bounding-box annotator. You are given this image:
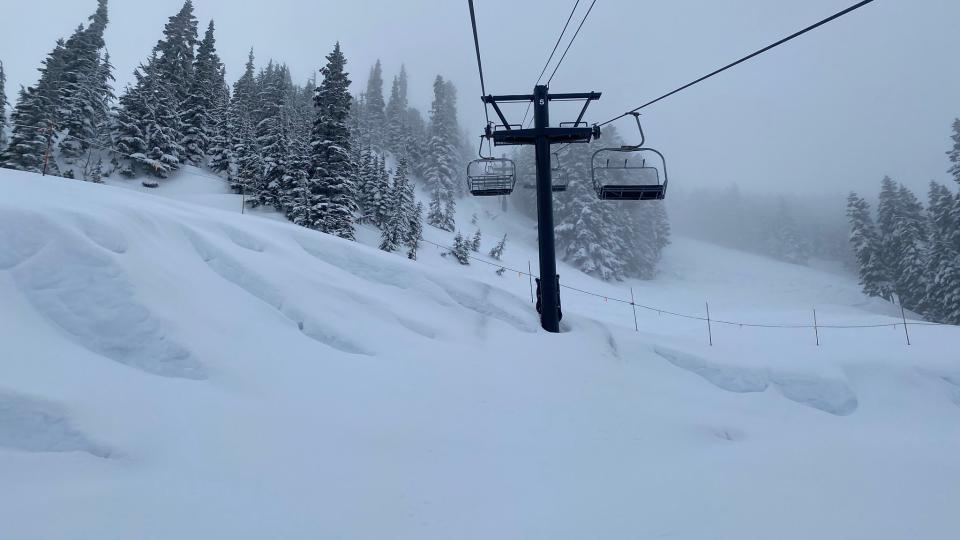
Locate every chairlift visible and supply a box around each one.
[591,113,668,201]
[523,153,567,192]
[467,136,516,197]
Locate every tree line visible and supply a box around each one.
[846,120,960,324]
[0,0,673,281]
[0,0,470,253]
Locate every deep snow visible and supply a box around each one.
[1,168,959,540]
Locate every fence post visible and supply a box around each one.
[705,301,713,346]
[527,260,534,304]
[630,287,639,332]
[900,303,911,346]
[813,308,820,346]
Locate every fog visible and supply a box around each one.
[3,0,959,198]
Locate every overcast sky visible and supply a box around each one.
[3,0,959,197]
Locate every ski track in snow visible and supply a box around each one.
[654,347,859,415]
[0,391,110,458]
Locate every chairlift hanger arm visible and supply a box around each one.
[480,97,514,131]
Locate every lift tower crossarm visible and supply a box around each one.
[480,86,601,332]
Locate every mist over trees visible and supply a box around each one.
[667,185,853,268]
[845,120,960,324]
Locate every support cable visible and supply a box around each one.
[520,0,582,127]
[546,0,599,86]
[596,0,876,127]
[467,0,491,126]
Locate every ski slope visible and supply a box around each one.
[1,168,959,540]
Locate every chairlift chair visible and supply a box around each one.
[591,114,668,201]
[523,152,568,192]
[467,137,516,196]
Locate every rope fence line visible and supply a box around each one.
[6,123,957,341]
[417,237,957,340]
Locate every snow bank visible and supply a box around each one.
[1,170,958,540]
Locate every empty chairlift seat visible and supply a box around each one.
[467,158,516,196]
[591,148,668,201]
[523,153,568,192]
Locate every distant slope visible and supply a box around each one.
[2,169,958,540]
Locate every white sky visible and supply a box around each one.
[3,0,959,196]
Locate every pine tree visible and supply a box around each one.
[309,42,357,239]
[181,20,224,166]
[489,234,507,260]
[114,1,197,177]
[58,0,111,161]
[226,50,259,192]
[373,155,393,228]
[354,146,375,223]
[925,182,960,323]
[427,189,444,228]
[363,60,386,151]
[379,160,411,253]
[451,232,470,265]
[470,229,482,252]
[875,175,903,289]
[847,192,892,300]
[424,75,461,230]
[251,62,290,210]
[948,119,960,185]
[208,78,235,179]
[652,200,671,253]
[155,0,198,110]
[114,53,183,177]
[892,183,929,312]
[0,60,8,152]
[405,107,428,178]
[764,198,810,264]
[407,201,424,260]
[385,65,408,155]
[1,39,68,173]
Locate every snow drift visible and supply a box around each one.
[1,169,958,540]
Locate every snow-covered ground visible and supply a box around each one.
[2,168,959,540]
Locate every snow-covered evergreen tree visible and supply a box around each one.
[208,77,235,180]
[406,201,424,260]
[0,39,68,173]
[892,183,929,312]
[385,65,408,155]
[225,50,259,193]
[948,118,960,185]
[250,62,291,210]
[373,154,393,228]
[0,60,8,152]
[58,0,111,161]
[424,75,461,230]
[155,0,198,111]
[114,53,183,177]
[489,234,507,260]
[763,198,810,264]
[181,20,224,166]
[451,232,470,265]
[380,159,413,253]
[363,60,386,152]
[925,182,960,323]
[309,42,357,239]
[470,229,482,252]
[846,192,892,300]
[875,175,901,281]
